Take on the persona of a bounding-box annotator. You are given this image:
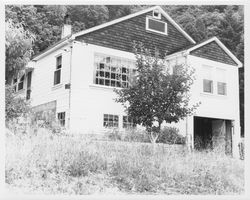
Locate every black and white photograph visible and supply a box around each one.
[2,1,248,198]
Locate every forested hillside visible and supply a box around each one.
[5,5,244,136]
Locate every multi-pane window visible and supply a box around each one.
[103,114,119,128]
[54,55,62,85]
[217,82,227,95]
[18,75,25,91]
[216,68,227,96]
[94,53,136,88]
[203,79,213,93]
[202,66,213,94]
[123,116,136,129]
[57,112,65,126]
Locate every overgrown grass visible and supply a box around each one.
[5,128,244,195]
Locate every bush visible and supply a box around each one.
[5,85,30,124]
[123,129,150,143]
[106,128,122,141]
[157,127,185,144]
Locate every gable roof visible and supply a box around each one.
[72,6,196,44]
[165,36,242,68]
[32,6,195,61]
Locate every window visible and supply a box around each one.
[17,75,25,91]
[202,66,213,94]
[146,16,167,35]
[216,68,227,96]
[217,82,227,95]
[203,79,213,93]
[57,112,65,126]
[123,116,136,129]
[54,55,62,85]
[94,54,136,88]
[103,114,119,128]
[153,9,161,19]
[13,78,17,92]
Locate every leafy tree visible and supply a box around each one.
[115,43,199,143]
[5,19,35,84]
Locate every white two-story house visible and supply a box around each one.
[14,6,242,157]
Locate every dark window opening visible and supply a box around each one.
[57,112,65,126]
[103,114,119,128]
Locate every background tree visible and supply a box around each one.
[115,43,199,143]
[5,19,35,84]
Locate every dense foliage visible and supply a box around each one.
[5,5,244,136]
[115,43,199,142]
[5,85,30,123]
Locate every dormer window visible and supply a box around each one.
[146,16,167,35]
[153,9,161,19]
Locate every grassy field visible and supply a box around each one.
[5,128,244,195]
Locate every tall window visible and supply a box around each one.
[216,68,227,95]
[94,53,136,88]
[54,55,62,85]
[103,114,119,128]
[13,78,17,92]
[57,112,65,126]
[202,66,213,94]
[17,75,25,91]
[203,79,213,93]
[123,116,136,129]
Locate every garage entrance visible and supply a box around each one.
[193,116,232,155]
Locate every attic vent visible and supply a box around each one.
[146,17,167,35]
[153,9,161,19]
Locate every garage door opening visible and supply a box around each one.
[194,116,232,155]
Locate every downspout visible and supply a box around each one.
[68,42,73,130]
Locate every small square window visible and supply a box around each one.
[153,10,161,19]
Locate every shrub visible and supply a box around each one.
[5,85,30,124]
[106,128,122,141]
[123,129,150,143]
[157,127,185,144]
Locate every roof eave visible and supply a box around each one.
[186,36,242,68]
[72,6,196,44]
[32,36,74,61]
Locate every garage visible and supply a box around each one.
[193,116,233,155]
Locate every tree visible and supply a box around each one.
[115,43,199,143]
[5,19,35,84]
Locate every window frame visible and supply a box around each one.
[103,114,119,128]
[57,112,65,127]
[203,79,213,94]
[123,116,136,129]
[54,55,62,85]
[146,16,168,35]
[17,75,25,91]
[217,82,227,96]
[94,53,136,89]
[153,10,161,19]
